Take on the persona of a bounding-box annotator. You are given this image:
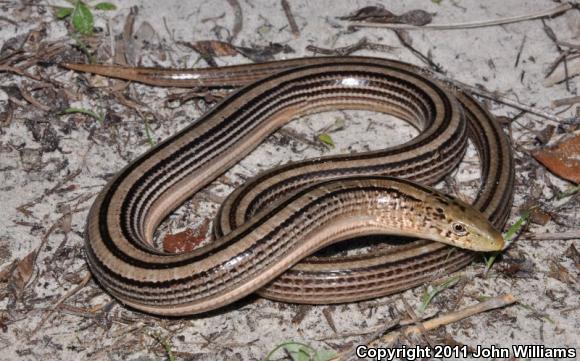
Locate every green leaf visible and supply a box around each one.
[55,7,73,19]
[94,2,117,11]
[431,0,443,4]
[333,117,346,131]
[314,349,337,361]
[72,1,94,35]
[282,343,309,361]
[264,341,314,361]
[142,113,156,146]
[293,349,311,361]
[419,275,461,311]
[475,295,492,302]
[318,133,334,147]
[503,211,531,243]
[264,341,336,361]
[484,210,531,276]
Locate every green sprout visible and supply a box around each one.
[419,275,462,311]
[264,341,336,361]
[149,331,176,361]
[483,210,532,276]
[318,133,335,147]
[55,1,117,35]
[58,107,105,124]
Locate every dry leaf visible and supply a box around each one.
[0,89,13,127]
[163,219,210,253]
[189,40,238,57]
[564,244,580,270]
[60,204,72,234]
[0,259,18,283]
[548,260,577,286]
[338,6,396,22]
[339,6,433,26]
[235,43,294,62]
[498,258,535,279]
[535,124,555,145]
[11,250,36,293]
[396,10,433,26]
[532,133,580,183]
[529,208,552,226]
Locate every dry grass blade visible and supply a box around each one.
[281,0,300,37]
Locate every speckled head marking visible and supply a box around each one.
[418,191,505,252]
[369,179,504,252]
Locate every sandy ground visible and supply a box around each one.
[0,0,578,360]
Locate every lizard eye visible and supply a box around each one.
[451,222,468,236]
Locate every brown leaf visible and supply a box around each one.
[11,250,36,293]
[535,124,555,145]
[529,208,552,226]
[163,219,210,253]
[395,29,413,46]
[564,244,580,270]
[495,116,513,125]
[189,40,238,57]
[396,10,433,26]
[0,260,18,283]
[0,99,13,128]
[60,204,72,234]
[235,43,294,63]
[339,6,433,26]
[548,261,577,286]
[498,257,535,279]
[532,133,580,184]
[338,6,396,22]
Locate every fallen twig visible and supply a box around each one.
[514,35,527,68]
[521,231,580,241]
[552,95,580,108]
[332,295,516,361]
[372,294,516,346]
[281,0,300,37]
